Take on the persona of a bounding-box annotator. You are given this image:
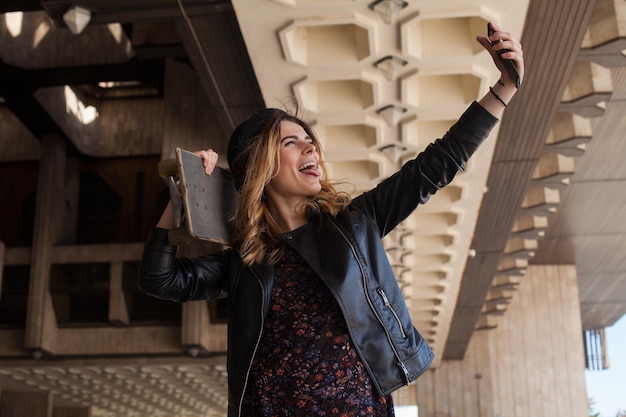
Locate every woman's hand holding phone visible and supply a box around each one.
[480,22,523,89]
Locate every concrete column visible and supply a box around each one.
[179,240,223,354]
[109,261,129,326]
[182,300,211,356]
[25,135,66,355]
[58,156,79,245]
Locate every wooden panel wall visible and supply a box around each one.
[397,265,588,417]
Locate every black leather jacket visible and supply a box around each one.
[139,101,498,417]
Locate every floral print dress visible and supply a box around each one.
[242,243,394,417]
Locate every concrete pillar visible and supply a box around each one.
[25,135,66,355]
[182,300,211,356]
[58,157,80,245]
[109,261,129,326]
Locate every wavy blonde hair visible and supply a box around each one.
[230,111,351,266]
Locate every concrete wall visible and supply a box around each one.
[395,264,588,417]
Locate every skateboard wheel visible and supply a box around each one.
[158,158,178,178]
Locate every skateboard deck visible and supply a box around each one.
[160,148,238,246]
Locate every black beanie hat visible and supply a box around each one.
[227,108,287,191]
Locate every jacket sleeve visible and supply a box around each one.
[138,227,230,302]
[353,101,498,237]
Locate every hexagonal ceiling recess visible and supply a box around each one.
[231,0,528,363]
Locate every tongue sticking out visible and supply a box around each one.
[299,165,320,176]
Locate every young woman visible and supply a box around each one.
[139,23,524,417]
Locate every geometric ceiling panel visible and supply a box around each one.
[317,122,380,152]
[328,159,383,183]
[294,76,377,115]
[402,14,493,60]
[402,71,485,112]
[0,362,229,417]
[402,117,458,149]
[280,16,374,66]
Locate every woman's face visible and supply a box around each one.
[264,120,321,206]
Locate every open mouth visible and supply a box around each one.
[298,161,318,173]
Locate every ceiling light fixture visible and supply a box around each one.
[63,5,91,35]
[368,0,408,24]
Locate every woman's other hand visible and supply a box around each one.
[195,149,219,175]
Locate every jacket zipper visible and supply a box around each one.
[237,268,266,417]
[376,288,407,338]
[329,219,410,384]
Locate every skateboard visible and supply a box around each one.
[158,148,238,246]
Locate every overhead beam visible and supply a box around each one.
[0,1,42,12]
[0,59,165,89]
[0,83,78,154]
[40,0,233,27]
[175,11,265,136]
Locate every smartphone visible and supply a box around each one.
[488,23,520,89]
